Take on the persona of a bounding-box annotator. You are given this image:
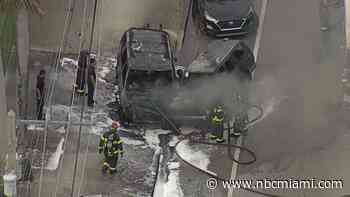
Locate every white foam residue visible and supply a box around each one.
[46,138,64,171]
[162,170,184,197]
[61,57,78,68]
[144,129,171,149]
[176,140,216,176]
[120,137,144,146]
[168,162,180,170]
[98,67,111,78]
[154,161,184,197]
[169,136,179,147]
[56,126,66,134]
[98,78,107,83]
[27,124,44,131]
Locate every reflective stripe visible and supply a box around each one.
[101,136,107,141]
[212,116,224,122]
[98,147,103,150]
[113,140,123,145]
[113,150,123,154]
[103,162,110,167]
[109,167,116,170]
[116,140,123,144]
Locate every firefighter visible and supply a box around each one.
[87,56,96,107]
[75,50,89,94]
[98,121,124,174]
[232,113,249,137]
[208,104,225,143]
[36,69,46,120]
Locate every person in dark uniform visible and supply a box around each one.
[208,104,225,143]
[98,121,124,174]
[36,69,46,120]
[87,56,96,107]
[75,50,89,93]
[232,112,249,137]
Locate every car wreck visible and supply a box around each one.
[115,27,181,128]
[115,29,256,129]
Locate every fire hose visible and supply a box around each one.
[146,101,285,197]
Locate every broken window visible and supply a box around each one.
[126,70,172,90]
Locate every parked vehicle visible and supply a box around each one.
[115,27,181,128]
[184,39,256,79]
[192,0,258,37]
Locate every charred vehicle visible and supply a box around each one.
[115,29,255,129]
[184,39,256,79]
[193,0,258,37]
[115,28,181,128]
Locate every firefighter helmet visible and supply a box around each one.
[111,121,120,129]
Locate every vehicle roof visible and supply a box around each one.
[126,28,173,71]
[187,39,241,73]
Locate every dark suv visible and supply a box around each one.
[115,28,179,127]
[193,0,258,37]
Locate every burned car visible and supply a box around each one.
[115,27,179,127]
[184,39,256,81]
[193,0,258,37]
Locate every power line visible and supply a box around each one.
[37,0,78,195]
[53,0,89,195]
[70,0,98,196]
[77,0,103,195]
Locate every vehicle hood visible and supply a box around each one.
[204,0,251,21]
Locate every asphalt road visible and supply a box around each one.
[243,0,345,169]
[237,0,348,196]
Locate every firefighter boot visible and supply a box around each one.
[102,166,108,174]
[102,162,109,173]
[209,133,217,140]
[216,137,225,143]
[109,168,117,175]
